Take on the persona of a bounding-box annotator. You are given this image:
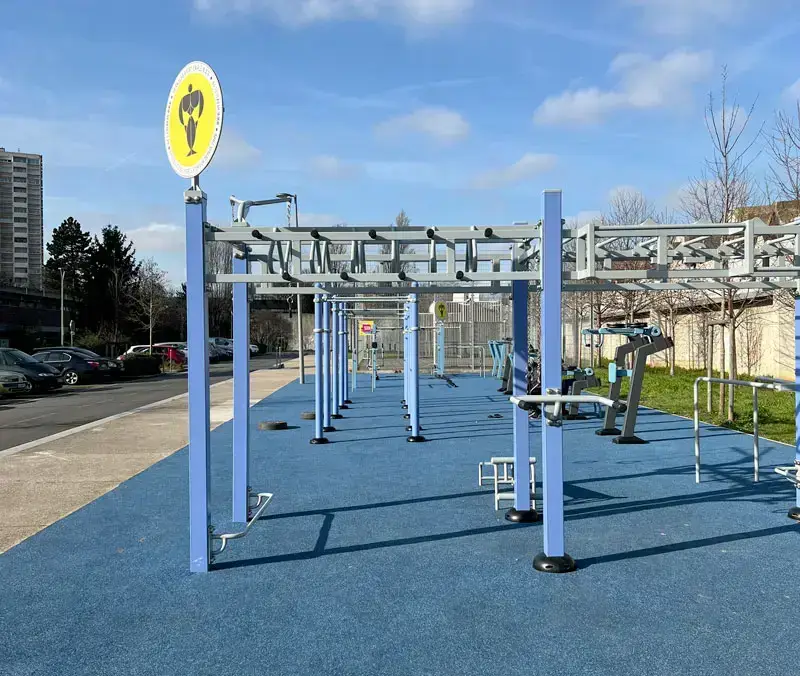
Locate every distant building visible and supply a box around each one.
[0,285,73,351]
[732,199,800,225]
[0,147,44,289]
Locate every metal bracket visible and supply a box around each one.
[775,463,800,488]
[542,387,563,427]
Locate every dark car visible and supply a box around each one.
[33,346,122,379]
[33,350,115,385]
[0,348,62,392]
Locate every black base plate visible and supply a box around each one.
[596,428,621,436]
[505,508,538,523]
[533,552,577,573]
[323,426,336,433]
[309,437,329,445]
[339,405,349,410]
[343,399,353,404]
[613,435,647,445]
[331,414,344,419]
[788,507,800,522]
[564,414,588,420]
[403,413,410,419]
[407,435,426,443]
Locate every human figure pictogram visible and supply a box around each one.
[178,84,204,156]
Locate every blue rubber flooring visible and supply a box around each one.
[1,373,798,676]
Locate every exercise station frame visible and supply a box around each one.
[171,62,800,574]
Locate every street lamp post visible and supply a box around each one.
[59,267,65,345]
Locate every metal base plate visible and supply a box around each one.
[612,435,647,445]
[533,552,577,573]
[596,428,621,436]
[505,508,538,523]
[309,437,329,445]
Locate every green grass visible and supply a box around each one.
[587,365,796,445]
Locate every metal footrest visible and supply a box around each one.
[210,492,273,560]
[775,466,800,488]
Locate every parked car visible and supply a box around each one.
[0,348,62,392]
[121,345,187,366]
[33,350,115,385]
[250,344,259,355]
[33,346,122,379]
[0,369,32,396]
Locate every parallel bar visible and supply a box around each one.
[795,296,800,517]
[408,288,423,441]
[232,252,250,523]
[186,188,212,573]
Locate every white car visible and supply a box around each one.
[0,369,32,395]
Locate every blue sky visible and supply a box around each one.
[2,0,799,283]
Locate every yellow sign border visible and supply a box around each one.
[359,320,375,336]
[164,61,224,179]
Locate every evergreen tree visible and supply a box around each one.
[84,225,140,343]
[44,217,93,302]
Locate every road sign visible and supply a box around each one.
[164,61,224,179]
[359,321,375,336]
[435,301,448,321]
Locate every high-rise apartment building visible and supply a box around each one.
[0,148,44,289]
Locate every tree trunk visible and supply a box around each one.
[149,297,153,350]
[669,305,676,376]
[718,302,725,414]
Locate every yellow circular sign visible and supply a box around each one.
[435,302,448,320]
[164,61,224,179]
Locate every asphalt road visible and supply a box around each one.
[0,356,284,452]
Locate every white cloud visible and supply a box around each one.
[785,78,800,103]
[470,153,557,189]
[214,129,262,169]
[308,154,361,179]
[125,222,185,254]
[193,0,476,25]
[374,106,470,144]
[533,49,713,126]
[567,210,603,226]
[0,114,160,170]
[623,0,751,36]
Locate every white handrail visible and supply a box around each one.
[510,393,626,412]
[692,376,793,484]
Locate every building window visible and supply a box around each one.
[13,217,27,223]
[13,207,26,213]
[26,158,40,165]
[13,197,26,203]
[13,237,27,243]
[13,186,26,192]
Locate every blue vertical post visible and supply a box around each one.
[322,299,334,432]
[402,304,409,409]
[185,186,211,573]
[342,305,352,405]
[506,279,536,523]
[331,302,342,419]
[437,322,446,376]
[790,297,800,520]
[407,288,425,442]
[310,289,328,444]
[534,189,575,573]
[352,320,358,392]
[232,251,250,523]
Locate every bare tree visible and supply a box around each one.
[765,101,800,202]
[206,240,233,337]
[379,209,415,276]
[250,309,292,350]
[128,258,171,350]
[741,310,764,376]
[680,67,763,421]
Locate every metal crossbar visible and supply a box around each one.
[205,215,800,295]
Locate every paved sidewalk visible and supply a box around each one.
[0,362,302,553]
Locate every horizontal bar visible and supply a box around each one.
[694,376,791,392]
[510,394,625,411]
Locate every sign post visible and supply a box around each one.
[165,61,224,573]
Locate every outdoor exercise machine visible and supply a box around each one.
[169,61,800,574]
[583,324,673,444]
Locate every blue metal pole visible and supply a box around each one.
[342,306,352,405]
[506,279,536,523]
[407,288,425,442]
[331,302,342,419]
[352,322,358,392]
[790,297,800,520]
[232,251,250,523]
[534,189,575,573]
[437,322,445,376]
[402,304,409,409]
[185,186,211,573]
[310,289,328,444]
[322,299,334,432]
